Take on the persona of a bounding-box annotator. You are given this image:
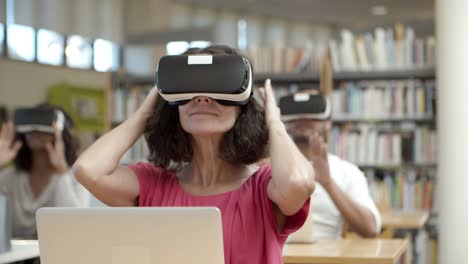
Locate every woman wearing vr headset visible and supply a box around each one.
[74,45,315,264]
[0,104,90,240]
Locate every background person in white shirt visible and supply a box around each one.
[0,104,90,240]
[282,92,381,239]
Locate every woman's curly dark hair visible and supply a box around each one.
[145,44,269,169]
[14,103,79,171]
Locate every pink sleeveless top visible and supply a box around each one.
[130,163,310,264]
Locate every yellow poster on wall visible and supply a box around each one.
[48,82,107,153]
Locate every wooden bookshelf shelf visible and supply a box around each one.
[332,115,435,123]
[358,163,437,170]
[112,72,155,87]
[112,68,436,88]
[254,68,436,84]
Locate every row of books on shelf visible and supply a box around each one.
[244,24,435,73]
[367,168,436,212]
[112,76,435,123]
[244,42,326,74]
[329,125,437,166]
[331,80,435,119]
[111,86,151,123]
[330,25,435,72]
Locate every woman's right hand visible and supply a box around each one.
[134,85,160,120]
[0,121,22,168]
[73,86,160,206]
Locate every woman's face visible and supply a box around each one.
[24,131,54,150]
[178,96,241,137]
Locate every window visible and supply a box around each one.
[166,41,211,55]
[93,39,119,72]
[7,24,35,62]
[237,19,247,50]
[166,41,189,55]
[0,23,4,55]
[190,41,211,49]
[37,29,64,66]
[66,35,93,69]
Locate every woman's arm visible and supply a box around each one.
[259,80,316,216]
[0,121,22,168]
[322,179,378,237]
[306,135,378,237]
[73,88,159,206]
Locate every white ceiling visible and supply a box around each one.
[173,0,434,34]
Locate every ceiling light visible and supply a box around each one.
[371,5,388,16]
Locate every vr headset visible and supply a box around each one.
[156,54,253,105]
[279,93,331,122]
[14,108,66,133]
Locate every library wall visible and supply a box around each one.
[123,0,171,35]
[0,0,128,110]
[0,59,107,110]
[10,0,124,43]
[122,0,172,75]
[168,3,333,47]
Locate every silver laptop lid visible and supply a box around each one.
[36,207,224,264]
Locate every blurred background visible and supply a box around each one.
[0,0,437,150]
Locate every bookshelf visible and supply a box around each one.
[251,24,437,263]
[331,116,434,124]
[357,163,437,170]
[266,70,436,264]
[109,70,438,173]
[107,72,152,164]
[109,70,438,205]
[108,23,437,263]
[254,68,435,84]
[258,71,437,196]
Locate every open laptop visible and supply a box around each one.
[36,207,224,264]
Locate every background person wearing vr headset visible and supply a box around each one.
[74,45,315,264]
[279,91,381,239]
[0,103,90,240]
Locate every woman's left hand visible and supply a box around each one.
[259,78,315,217]
[308,133,332,187]
[258,79,282,126]
[45,123,69,175]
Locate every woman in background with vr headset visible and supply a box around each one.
[0,103,90,240]
[74,45,316,264]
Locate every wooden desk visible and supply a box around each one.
[381,211,429,229]
[380,211,429,238]
[0,240,40,264]
[283,239,409,264]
